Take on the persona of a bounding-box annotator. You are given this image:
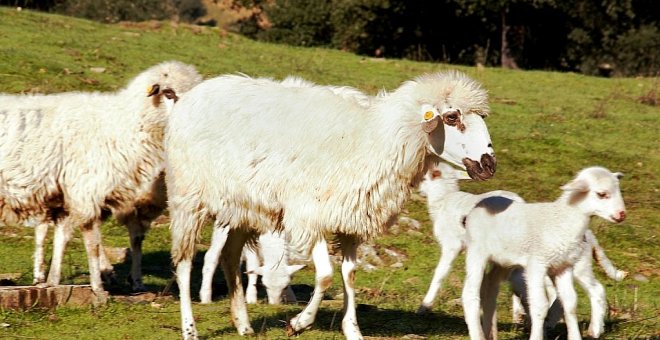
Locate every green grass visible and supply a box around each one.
[1,6,658,339]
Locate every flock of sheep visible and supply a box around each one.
[0,61,627,340]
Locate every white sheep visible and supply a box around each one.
[416,161,525,315]
[509,228,627,337]
[199,224,304,304]
[462,166,626,340]
[164,71,497,339]
[0,61,202,294]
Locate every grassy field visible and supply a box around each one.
[0,6,658,339]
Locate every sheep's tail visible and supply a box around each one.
[169,194,208,265]
[586,230,627,281]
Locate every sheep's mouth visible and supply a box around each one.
[463,154,496,181]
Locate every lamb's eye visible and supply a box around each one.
[596,192,609,199]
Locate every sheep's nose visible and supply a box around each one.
[612,211,626,223]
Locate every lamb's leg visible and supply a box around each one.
[288,238,333,334]
[482,265,509,340]
[462,250,488,340]
[220,230,254,335]
[200,220,229,304]
[509,268,527,324]
[418,239,462,314]
[555,268,581,340]
[33,222,50,284]
[525,265,550,340]
[574,257,606,338]
[586,230,627,281]
[45,220,74,287]
[283,285,297,304]
[338,234,363,340]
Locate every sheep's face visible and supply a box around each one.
[423,104,496,181]
[561,167,626,223]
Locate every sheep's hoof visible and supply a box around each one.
[285,322,301,337]
[416,305,432,315]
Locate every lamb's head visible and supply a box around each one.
[248,264,304,304]
[419,161,471,197]
[560,166,626,223]
[413,71,496,181]
[127,61,202,114]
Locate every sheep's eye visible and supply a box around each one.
[596,192,609,199]
[162,89,178,101]
[443,111,460,125]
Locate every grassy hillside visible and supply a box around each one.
[0,6,658,339]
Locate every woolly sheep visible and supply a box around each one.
[416,161,525,314]
[0,61,202,293]
[462,166,626,340]
[165,71,497,339]
[199,224,303,304]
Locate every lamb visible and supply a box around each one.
[416,161,525,315]
[509,228,627,337]
[199,224,304,304]
[0,61,202,294]
[462,166,626,340]
[164,71,497,339]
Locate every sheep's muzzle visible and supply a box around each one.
[463,154,496,181]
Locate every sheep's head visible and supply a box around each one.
[417,71,496,181]
[561,166,626,223]
[130,61,202,113]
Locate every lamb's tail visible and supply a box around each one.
[586,230,627,281]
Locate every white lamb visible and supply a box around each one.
[462,166,626,340]
[165,71,497,339]
[0,61,202,293]
[200,224,304,304]
[416,161,525,314]
[509,227,627,337]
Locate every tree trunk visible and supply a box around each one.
[501,9,519,69]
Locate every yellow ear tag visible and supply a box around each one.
[424,111,435,121]
[146,85,154,94]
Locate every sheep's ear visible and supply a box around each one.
[421,104,441,133]
[614,172,624,179]
[286,264,305,275]
[146,84,160,97]
[560,179,589,192]
[246,266,265,276]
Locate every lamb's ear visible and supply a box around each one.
[246,266,266,276]
[430,169,442,179]
[286,264,305,275]
[614,172,624,179]
[560,179,589,192]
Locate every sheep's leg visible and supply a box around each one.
[243,245,260,304]
[462,250,488,340]
[525,265,550,340]
[338,234,363,340]
[45,220,73,287]
[555,268,581,340]
[32,222,50,284]
[288,238,333,334]
[123,214,148,292]
[200,220,229,304]
[80,218,106,294]
[573,259,606,338]
[418,239,462,314]
[481,265,509,340]
[220,230,254,335]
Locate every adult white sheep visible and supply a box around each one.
[165,71,496,339]
[199,225,303,304]
[462,166,626,340]
[0,61,202,294]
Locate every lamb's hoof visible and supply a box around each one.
[416,305,432,315]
